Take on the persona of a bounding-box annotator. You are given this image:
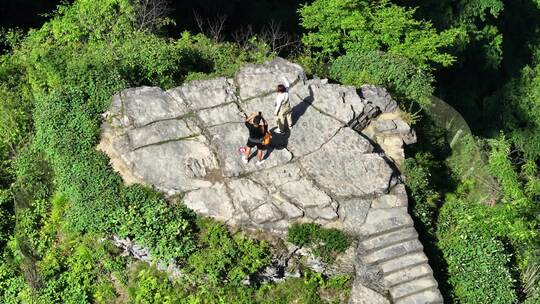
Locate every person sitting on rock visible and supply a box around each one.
[243,112,268,165]
[274,76,293,133]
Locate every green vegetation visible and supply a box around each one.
[1,0,539,303]
[287,223,351,263]
[125,263,351,304]
[403,116,539,303]
[298,0,461,105]
[186,219,271,285]
[403,113,539,302]
[437,180,518,304]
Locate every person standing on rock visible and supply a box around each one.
[242,112,268,165]
[274,77,293,133]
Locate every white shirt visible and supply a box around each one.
[274,77,290,115]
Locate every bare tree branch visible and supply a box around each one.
[207,14,227,42]
[135,0,173,32]
[232,24,254,50]
[192,12,228,42]
[193,10,205,34]
[260,20,301,55]
[191,15,301,56]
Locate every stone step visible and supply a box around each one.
[384,263,433,287]
[394,288,443,304]
[359,208,414,238]
[379,252,429,274]
[360,227,418,252]
[390,276,438,300]
[361,239,424,265]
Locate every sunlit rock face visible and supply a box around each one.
[99,57,441,304]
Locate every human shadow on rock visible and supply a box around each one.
[291,85,314,127]
[261,127,291,160]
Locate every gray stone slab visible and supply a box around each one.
[309,83,366,124]
[384,264,433,287]
[360,239,424,265]
[167,77,237,110]
[371,194,408,209]
[298,128,385,197]
[323,127,374,153]
[261,218,290,234]
[348,281,390,304]
[287,102,345,157]
[374,120,397,132]
[278,179,332,209]
[305,205,338,221]
[183,183,235,221]
[359,208,414,237]
[121,86,189,127]
[378,253,429,274]
[302,152,395,197]
[250,203,283,224]
[124,136,217,192]
[287,83,312,105]
[394,288,443,304]
[249,163,303,191]
[272,194,304,219]
[197,102,244,127]
[360,85,398,113]
[126,119,200,149]
[228,178,270,213]
[390,184,409,206]
[338,198,371,233]
[360,227,418,252]
[235,57,306,100]
[389,277,438,300]
[394,119,412,134]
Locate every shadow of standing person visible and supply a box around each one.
[290,85,314,127]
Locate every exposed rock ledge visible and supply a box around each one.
[98,57,442,304]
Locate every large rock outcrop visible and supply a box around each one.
[99,58,441,304]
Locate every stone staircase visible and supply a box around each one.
[355,206,443,304]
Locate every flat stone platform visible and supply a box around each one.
[99,58,442,304]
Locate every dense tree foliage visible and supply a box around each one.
[299,0,461,105]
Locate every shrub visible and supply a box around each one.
[0,250,28,304]
[127,264,183,304]
[299,0,462,107]
[117,185,197,262]
[439,230,517,304]
[256,277,322,304]
[287,222,320,247]
[34,235,125,304]
[287,223,351,263]
[0,190,13,249]
[0,56,33,152]
[187,219,271,285]
[404,153,441,235]
[437,181,518,303]
[330,51,434,106]
[255,271,351,304]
